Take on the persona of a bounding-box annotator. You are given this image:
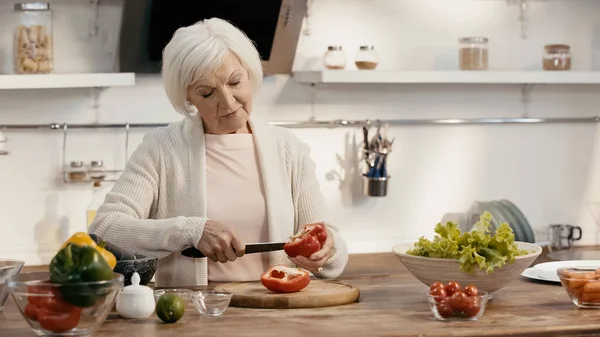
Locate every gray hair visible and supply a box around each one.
[162,18,263,115]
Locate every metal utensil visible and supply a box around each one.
[180,242,286,258]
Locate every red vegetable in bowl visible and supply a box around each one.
[24,284,82,332]
[429,281,482,318]
[283,223,327,258]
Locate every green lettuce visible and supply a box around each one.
[406,211,530,273]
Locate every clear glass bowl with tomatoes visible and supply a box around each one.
[427,281,491,321]
[7,271,123,336]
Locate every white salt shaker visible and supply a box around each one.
[116,272,155,319]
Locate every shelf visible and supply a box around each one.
[0,73,135,90]
[292,71,600,85]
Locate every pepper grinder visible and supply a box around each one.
[115,272,155,319]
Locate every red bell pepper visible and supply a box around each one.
[24,284,82,333]
[260,266,311,293]
[283,222,328,258]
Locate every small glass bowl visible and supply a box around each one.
[427,290,491,321]
[0,258,25,311]
[192,291,232,317]
[8,271,123,336]
[153,288,193,307]
[557,267,600,308]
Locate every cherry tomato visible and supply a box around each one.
[463,296,481,318]
[436,299,454,318]
[464,285,479,297]
[429,286,447,303]
[448,290,469,312]
[24,303,38,321]
[429,282,445,292]
[445,281,461,297]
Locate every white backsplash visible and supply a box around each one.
[2,0,600,264]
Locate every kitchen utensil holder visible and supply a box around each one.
[60,123,129,184]
[363,176,389,197]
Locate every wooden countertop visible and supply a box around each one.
[3,251,600,337]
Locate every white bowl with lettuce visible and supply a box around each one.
[392,212,542,293]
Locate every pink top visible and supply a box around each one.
[205,133,270,282]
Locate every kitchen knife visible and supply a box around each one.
[180,242,286,258]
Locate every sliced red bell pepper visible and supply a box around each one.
[24,283,82,333]
[283,222,328,258]
[260,266,311,293]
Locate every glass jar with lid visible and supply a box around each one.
[323,46,347,70]
[89,160,106,181]
[354,46,379,70]
[13,2,54,74]
[67,161,87,182]
[543,44,571,71]
[458,37,489,71]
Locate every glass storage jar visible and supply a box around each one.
[458,37,488,71]
[67,161,88,182]
[323,46,347,70]
[89,160,106,181]
[13,2,53,74]
[543,44,571,71]
[354,46,379,70]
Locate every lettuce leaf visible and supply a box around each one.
[406,211,530,273]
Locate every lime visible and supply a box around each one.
[155,294,186,324]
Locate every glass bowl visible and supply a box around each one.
[0,258,25,311]
[557,266,600,308]
[153,288,193,307]
[192,290,232,317]
[8,271,123,337]
[427,290,491,321]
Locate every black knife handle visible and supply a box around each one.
[181,247,205,258]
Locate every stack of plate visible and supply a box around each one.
[521,260,600,283]
[465,199,536,243]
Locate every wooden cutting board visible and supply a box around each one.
[214,279,360,309]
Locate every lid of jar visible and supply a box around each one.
[120,272,153,296]
[458,36,489,43]
[327,46,343,51]
[91,160,104,167]
[70,161,84,167]
[14,2,50,11]
[545,44,570,51]
[359,46,375,51]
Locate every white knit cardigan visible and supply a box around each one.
[88,116,348,287]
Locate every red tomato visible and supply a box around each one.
[436,299,455,318]
[260,266,311,293]
[24,303,38,321]
[463,296,481,318]
[448,290,469,312]
[24,295,82,333]
[429,286,447,303]
[464,285,479,297]
[445,281,461,297]
[37,306,81,333]
[27,283,53,305]
[429,282,445,292]
[283,223,328,258]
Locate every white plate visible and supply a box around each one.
[521,267,560,283]
[525,260,600,282]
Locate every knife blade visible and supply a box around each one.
[180,242,286,258]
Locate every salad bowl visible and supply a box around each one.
[393,241,542,293]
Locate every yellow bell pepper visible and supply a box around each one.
[60,232,117,270]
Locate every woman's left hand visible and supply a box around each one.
[289,228,335,274]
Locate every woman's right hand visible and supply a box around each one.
[197,219,245,263]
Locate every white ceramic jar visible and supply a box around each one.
[115,272,155,319]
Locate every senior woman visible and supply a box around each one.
[88,18,348,287]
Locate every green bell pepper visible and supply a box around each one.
[49,243,114,308]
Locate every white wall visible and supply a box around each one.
[2,0,600,265]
